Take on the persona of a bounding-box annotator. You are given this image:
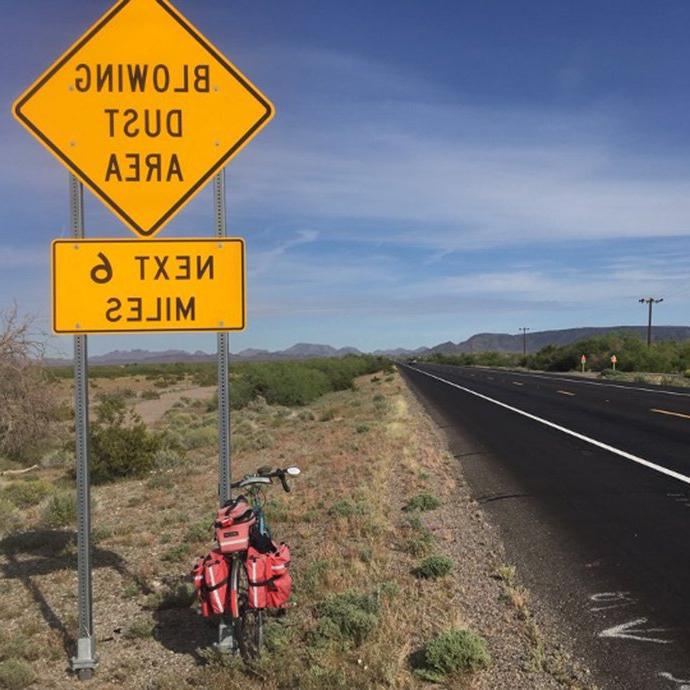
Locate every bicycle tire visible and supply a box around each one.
[231,556,263,660]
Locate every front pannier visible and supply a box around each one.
[215,496,256,553]
[192,549,230,616]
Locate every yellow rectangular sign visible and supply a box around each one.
[52,238,245,333]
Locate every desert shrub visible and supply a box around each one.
[415,629,490,682]
[0,499,21,537]
[403,492,441,512]
[89,396,161,483]
[0,307,59,462]
[41,491,76,527]
[328,500,366,518]
[140,389,161,400]
[124,617,155,639]
[2,479,52,508]
[314,590,380,646]
[413,555,454,579]
[0,657,36,689]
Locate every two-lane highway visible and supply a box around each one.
[400,363,690,690]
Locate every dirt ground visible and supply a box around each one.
[0,370,594,689]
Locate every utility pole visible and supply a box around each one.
[638,297,663,347]
[519,327,530,357]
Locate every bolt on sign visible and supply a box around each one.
[52,238,245,333]
[13,0,273,238]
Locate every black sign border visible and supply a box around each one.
[51,237,246,333]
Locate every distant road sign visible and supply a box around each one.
[52,238,245,333]
[611,354,617,364]
[581,354,586,363]
[14,0,273,238]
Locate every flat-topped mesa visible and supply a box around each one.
[74,63,211,93]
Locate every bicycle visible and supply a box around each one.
[219,465,300,660]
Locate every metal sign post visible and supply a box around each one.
[214,169,234,652]
[69,174,98,679]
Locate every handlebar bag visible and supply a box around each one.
[215,497,257,553]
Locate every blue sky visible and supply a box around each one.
[2,0,690,356]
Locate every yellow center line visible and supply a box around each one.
[651,408,690,420]
[557,390,575,396]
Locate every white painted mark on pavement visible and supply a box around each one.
[589,591,636,612]
[658,671,690,689]
[512,381,524,386]
[557,390,575,396]
[407,366,690,489]
[599,618,673,644]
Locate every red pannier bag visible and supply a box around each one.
[191,550,230,616]
[245,542,292,609]
[215,496,256,554]
[266,543,292,608]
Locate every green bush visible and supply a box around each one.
[415,629,490,682]
[413,555,454,579]
[327,499,366,518]
[2,480,52,509]
[315,590,380,646]
[89,396,161,483]
[403,492,441,512]
[0,499,21,537]
[41,491,76,527]
[0,658,36,690]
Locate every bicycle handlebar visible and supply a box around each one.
[230,466,299,493]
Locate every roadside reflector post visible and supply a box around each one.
[214,168,234,653]
[69,174,98,679]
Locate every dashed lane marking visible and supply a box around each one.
[473,368,690,398]
[557,390,575,396]
[406,365,690,488]
[651,408,690,420]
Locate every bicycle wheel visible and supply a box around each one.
[231,556,263,660]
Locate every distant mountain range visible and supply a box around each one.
[44,326,690,366]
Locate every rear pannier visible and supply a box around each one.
[245,542,292,609]
[215,496,256,554]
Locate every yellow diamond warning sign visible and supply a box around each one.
[14,0,273,238]
[52,238,245,333]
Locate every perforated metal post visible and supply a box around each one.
[69,174,98,678]
[214,169,235,652]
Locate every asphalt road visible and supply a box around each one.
[399,363,690,690]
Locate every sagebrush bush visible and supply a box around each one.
[2,480,52,509]
[0,657,36,689]
[0,499,21,537]
[315,590,380,646]
[413,555,454,579]
[403,492,441,512]
[89,396,161,483]
[41,491,76,527]
[416,629,490,681]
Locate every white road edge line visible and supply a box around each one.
[407,365,690,488]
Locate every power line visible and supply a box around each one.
[638,297,663,347]
[518,327,530,357]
